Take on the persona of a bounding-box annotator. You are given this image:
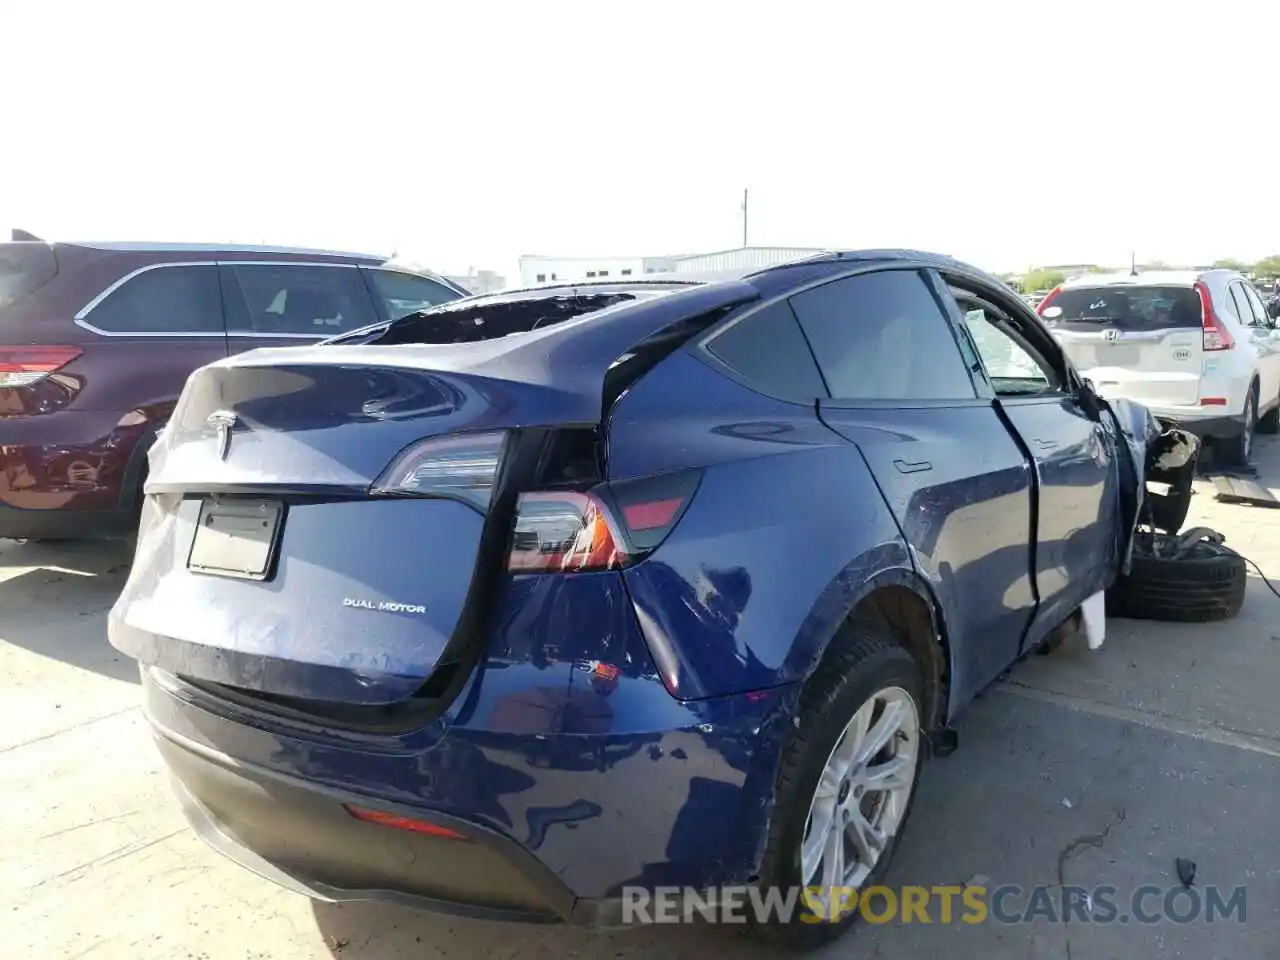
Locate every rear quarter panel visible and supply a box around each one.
[607,348,926,701]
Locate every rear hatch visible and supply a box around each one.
[108,281,757,713]
[1042,283,1204,406]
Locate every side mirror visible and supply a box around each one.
[1075,377,1102,421]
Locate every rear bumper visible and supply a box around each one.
[156,727,588,924]
[136,555,796,923]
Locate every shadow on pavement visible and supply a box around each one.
[0,539,136,683]
[311,901,776,960]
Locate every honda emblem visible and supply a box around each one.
[1103,328,1121,343]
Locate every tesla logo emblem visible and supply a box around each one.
[1103,329,1121,343]
[207,411,237,460]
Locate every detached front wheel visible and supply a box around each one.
[1108,532,1246,623]
[749,626,925,951]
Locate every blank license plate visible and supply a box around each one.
[187,498,284,580]
[1098,344,1140,366]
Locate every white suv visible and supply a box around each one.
[1038,270,1280,465]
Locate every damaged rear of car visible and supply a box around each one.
[109,252,1227,951]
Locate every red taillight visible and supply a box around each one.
[508,470,701,574]
[1195,281,1234,352]
[508,490,628,573]
[343,805,468,840]
[1036,286,1063,316]
[0,345,82,388]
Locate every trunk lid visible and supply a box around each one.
[1044,283,1203,407]
[109,281,759,708]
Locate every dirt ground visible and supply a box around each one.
[4,437,1280,959]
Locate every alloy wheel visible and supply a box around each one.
[801,686,921,896]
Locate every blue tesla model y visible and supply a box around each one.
[109,250,1151,948]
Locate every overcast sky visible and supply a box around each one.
[3,1,1274,280]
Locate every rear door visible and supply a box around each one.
[71,261,229,420]
[1044,283,1203,406]
[948,282,1116,647]
[1235,281,1280,407]
[219,262,381,351]
[795,266,1037,700]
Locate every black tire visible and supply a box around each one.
[747,623,926,951]
[1259,391,1280,435]
[1108,536,1246,623]
[1217,385,1258,466]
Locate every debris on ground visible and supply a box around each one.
[1176,857,1196,888]
[1212,475,1280,508]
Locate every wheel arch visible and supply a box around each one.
[793,565,952,731]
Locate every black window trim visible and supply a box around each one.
[1242,282,1273,328]
[790,265,986,410]
[694,259,1000,409]
[74,259,370,339]
[698,297,829,404]
[1229,279,1263,327]
[946,284,1068,399]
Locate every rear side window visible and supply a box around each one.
[366,269,462,320]
[1043,285,1201,331]
[705,300,828,401]
[82,264,223,334]
[225,264,377,336]
[1227,283,1256,325]
[0,243,58,311]
[788,270,977,401]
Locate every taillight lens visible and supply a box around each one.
[509,491,628,572]
[1036,286,1062,317]
[1195,281,1234,352]
[371,430,507,510]
[508,469,701,573]
[0,345,82,388]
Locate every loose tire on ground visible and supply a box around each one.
[1107,535,1246,623]
[748,623,926,951]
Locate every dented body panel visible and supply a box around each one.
[109,251,1181,925]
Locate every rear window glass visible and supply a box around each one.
[706,300,828,400]
[1043,285,1201,330]
[0,243,58,310]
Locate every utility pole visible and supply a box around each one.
[741,188,748,247]
[1130,251,1137,276]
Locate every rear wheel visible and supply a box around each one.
[1218,385,1257,466]
[748,625,925,951]
[1259,389,1280,435]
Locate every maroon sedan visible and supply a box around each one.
[0,235,467,542]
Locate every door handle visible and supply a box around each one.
[893,458,932,474]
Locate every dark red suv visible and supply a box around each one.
[0,236,467,542]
